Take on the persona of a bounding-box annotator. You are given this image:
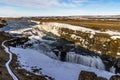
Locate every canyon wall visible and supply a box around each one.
[40,22,120,58]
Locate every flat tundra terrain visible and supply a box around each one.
[39,19,120,32]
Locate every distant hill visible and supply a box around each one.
[1,15,120,21]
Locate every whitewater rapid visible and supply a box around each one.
[2,39,18,80]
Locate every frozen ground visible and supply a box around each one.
[10,47,115,80]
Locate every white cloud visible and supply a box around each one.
[0,7,40,17]
[0,0,78,9]
[0,5,119,17]
[0,0,88,17]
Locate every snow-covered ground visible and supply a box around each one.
[2,20,119,80]
[10,47,114,80]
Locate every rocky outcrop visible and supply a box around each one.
[97,77,108,80]
[78,71,120,80]
[101,54,120,74]
[40,22,120,58]
[59,27,120,58]
[7,37,29,47]
[78,71,97,80]
[101,54,116,71]
[114,58,120,74]
[0,19,7,27]
[110,75,120,80]
[78,71,107,80]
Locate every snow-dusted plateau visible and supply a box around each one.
[1,20,120,80]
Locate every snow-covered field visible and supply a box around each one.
[2,20,119,80]
[10,47,114,80]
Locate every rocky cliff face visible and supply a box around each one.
[40,22,120,58]
[39,22,120,73]
[78,71,120,80]
[59,28,120,58]
[78,71,107,80]
[0,19,7,27]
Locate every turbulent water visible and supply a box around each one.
[2,20,105,70]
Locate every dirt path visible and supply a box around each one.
[0,31,13,80]
[2,39,18,80]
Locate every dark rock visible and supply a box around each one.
[110,75,120,80]
[97,76,107,80]
[0,19,7,27]
[78,71,108,80]
[1,20,7,23]
[52,46,68,61]
[60,51,67,61]
[114,58,120,74]
[7,37,29,47]
[100,54,120,74]
[101,54,116,71]
[0,71,2,75]
[78,70,97,80]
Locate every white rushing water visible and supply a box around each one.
[66,52,105,70]
[2,40,18,80]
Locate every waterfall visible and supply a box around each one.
[66,52,105,70]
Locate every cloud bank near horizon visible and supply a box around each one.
[0,0,120,17]
[0,0,86,9]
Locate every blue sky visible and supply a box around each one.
[0,0,120,17]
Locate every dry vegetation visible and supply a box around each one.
[39,19,120,31]
[0,31,13,80]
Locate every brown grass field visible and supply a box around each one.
[39,19,120,32]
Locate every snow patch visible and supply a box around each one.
[117,52,120,55]
[111,36,120,40]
